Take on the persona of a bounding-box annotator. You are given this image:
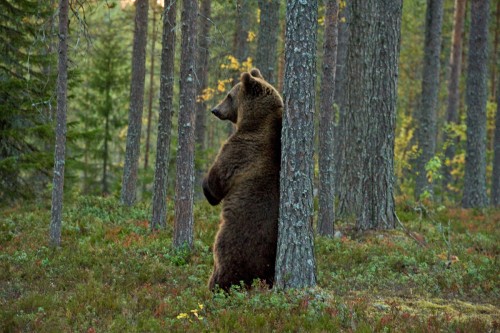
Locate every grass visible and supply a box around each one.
[1,195,499,332]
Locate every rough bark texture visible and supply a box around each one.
[274,0,318,290]
[50,0,69,247]
[121,0,149,206]
[256,0,280,85]
[462,0,489,208]
[414,0,444,199]
[195,0,211,151]
[442,0,466,193]
[491,1,500,101]
[151,0,177,230]
[317,0,338,237]
[234,0,251,65]
[333,0,350,213]
[343,0,401,231]
[144,7,158,172]
[492,78,500,206]
[173,0,198,248]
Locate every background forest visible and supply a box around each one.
[1,0,499,332]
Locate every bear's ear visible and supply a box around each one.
[250,68,264,79]
[241,72,263,96]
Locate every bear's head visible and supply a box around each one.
[210,68,283,129]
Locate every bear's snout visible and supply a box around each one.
[211,108,222,119]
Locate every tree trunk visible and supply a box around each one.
[195,0,211,151]
[414,0,444,199]
[194,0,211,199]
[274,0,318,290]
[333,0,350,211]
[173,0,198,248]
[462,0,489,208]
[491,1,500,101]
[144,6,159,173]
[121,0,149,206]
[50,0,69,247]
[151,0,177,230]
[344,0,401,231]
[317,0,339,237]
[442,0,466,194]
[103,88,110,195]
[492,77,500,206]
[256,0,280,85]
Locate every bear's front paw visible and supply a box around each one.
[202,177,222,206]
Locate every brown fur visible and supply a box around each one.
[203,68,283,291]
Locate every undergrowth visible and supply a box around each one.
[0,195,498,332]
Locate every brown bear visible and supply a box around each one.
[202,68,283,291]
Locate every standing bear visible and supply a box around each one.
[203,68,283,291]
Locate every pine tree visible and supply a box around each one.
[274,0,318,290]
[173,0,198,248]
[462,0,490,208]
[317,0,339,237]
[121,0,149,206]
[151,0,177,230]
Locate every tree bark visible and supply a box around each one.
[343,0,401,231]
[492,77,500,206]
[491,0,500,101]
[414,0,444,199]
[256,0,280,85]
[50,0,69,247]
[317,0,339,237]
[462,0,489,208]
[442,0,466,194]
[144,6,159,173]
[151,0,177,230]
[173,0,198,248]
[274,0,318,290]
[195,0,211,152]
[121,0,149,206]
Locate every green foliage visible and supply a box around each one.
[1,196,499,332]
[0,0,57,203]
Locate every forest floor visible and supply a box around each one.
[1,195,499,332]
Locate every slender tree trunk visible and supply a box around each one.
[194,0,211,199]
[491,1,500,101]
[103,88,110,195]
[492,77,500,206]
[121,0,149,206]
[443,0,466,194]
[144,7,158,172]
[234,0,250,66]
[151,0,177,230]
[414,0,444,199]
[333,0,350,209]
[256,0,280,84]
[277,19,285,93]
[50,0,69,247]
[274,0,318,290]
[344,0,401,231]
[317,0,339,237]
[462,0,489,208]
[173,0,198,248]
[195,0,211,151]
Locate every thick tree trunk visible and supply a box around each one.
[442,0,466,194]
[274,0,318,290]
[317,0,339,237]
[462,0,489,208]
[344,0,401,231]
[50,0,69,247]
[121,0,149,206]
[173,0,198,248]
[492,78,500,206]
[151,0,177,230]
[414,0,444,199]
[256,0,280,84]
